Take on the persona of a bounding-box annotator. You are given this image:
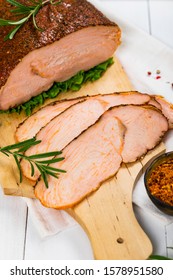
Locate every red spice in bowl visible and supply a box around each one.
[144,152,173,215]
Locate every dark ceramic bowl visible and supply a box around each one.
[144,152,173,216]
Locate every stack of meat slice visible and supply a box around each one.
[17,92,150,181]
[15,91,172,209]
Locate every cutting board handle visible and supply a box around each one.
[70,143,165,260]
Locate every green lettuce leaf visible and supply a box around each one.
[0,57,114,116]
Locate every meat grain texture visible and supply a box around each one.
[15,92,150,142]
[154,95,173,129]
[0,0,121,110]
[34,103,169,209]
[19,92,150,181]
[21,98,109,181]
[35,116,125,209]
[15,98,84,142]
[103,105,169,162]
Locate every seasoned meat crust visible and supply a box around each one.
[0,0,119,88]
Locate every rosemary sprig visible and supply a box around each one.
[0,0,61,40]
[0,137,66,188]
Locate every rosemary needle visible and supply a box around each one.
[0,137,66,188]
[0,0,61,40]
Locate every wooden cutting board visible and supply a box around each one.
[0,56,165,259]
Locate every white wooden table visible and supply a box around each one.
[0,0,173,260]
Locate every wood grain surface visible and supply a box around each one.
[0,56,165,259]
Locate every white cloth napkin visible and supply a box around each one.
[23,198,76,238]
[24,1,173,237]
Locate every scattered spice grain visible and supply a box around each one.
[147,159,173,206]
[156,76,161,80]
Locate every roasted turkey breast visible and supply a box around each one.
[35,104,168,209]
[15,91,150,142]
[35,115,125,209]
[154,95,173,129]
[19,92,150,181]
[0,0,121,110]
[104,105,169,162]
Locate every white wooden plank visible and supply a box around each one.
[24,210,94,259]
[0,188,27,259]
[100,0,150,32]
[149,0,173,48]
